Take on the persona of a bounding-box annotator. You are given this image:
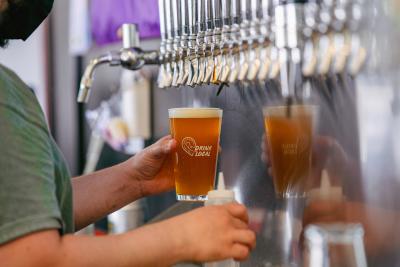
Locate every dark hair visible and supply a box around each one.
[0,0,22,48]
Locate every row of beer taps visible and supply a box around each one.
[77,0,367,104]
[157,0,366,98]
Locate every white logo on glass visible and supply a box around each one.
[182,137,196,156]
[182,137,212,157]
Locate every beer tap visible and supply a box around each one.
[257,0,275,82]
[164,0,175,87]
[177,0,190,86]
[246,0,263,81]
[77,24,160,103]
[331,0,351,74]
[157,0,168,88]
[79,0,369,96]
[217,0,232,83]
[196,0,207,85]
[346,0,366,76]
[228,0,242,83]
[171,0,181,87]
[211,0,223,84]
[237,0,251,82]
[267,0,282,81]
[203,0,215,84]
[274,0,307,102]
[315,0,335,75]
[186,0,200,86]
[301,0,319,77]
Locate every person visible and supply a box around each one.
[0,1,256,266]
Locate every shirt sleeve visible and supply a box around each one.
[0,100,62,245]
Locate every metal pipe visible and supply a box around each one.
[122,24,139,48]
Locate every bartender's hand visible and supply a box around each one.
[124,135,177,197]
[165,203,256,262]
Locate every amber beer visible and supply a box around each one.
[264,105,316,198]
[169,108,223,201]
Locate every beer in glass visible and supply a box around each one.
[169,108,223,201]
[264,105,317,198]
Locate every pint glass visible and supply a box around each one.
[169,108,223,201]
[264,105,317,198]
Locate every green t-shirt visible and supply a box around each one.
[0,64,74,245]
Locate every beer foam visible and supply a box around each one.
[169,108,223,118]
[263,105,318,117]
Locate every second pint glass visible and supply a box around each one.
[264,105,317,198]
[169,108,222,201]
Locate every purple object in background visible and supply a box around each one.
[90,0,160,46]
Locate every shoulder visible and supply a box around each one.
[0,64,33,101]
[0,64,49,132]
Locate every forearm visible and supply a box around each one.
[72,161,143,230]
[59,222,184,267]
[1,222,185,267]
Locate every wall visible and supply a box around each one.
[0,22,49,117]
[51,0,79,175]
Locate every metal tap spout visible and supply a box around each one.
[77,23,160,103]
[77,52,120,103]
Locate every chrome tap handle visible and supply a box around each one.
[212,0,223,46]
[241,0,251,24]
[347,0,363,31]
[187,0,199,50]
[240,0,251,40]
[221,0,231,26]
[165,0,174,40]
[197,0,206,33]
[332,0,349,31]
[212,0,223,29]
[250,0,261,22]
[205,0,214,31]
[188,0,199,36]
[180,0,189,37]
[172,0,181,38]
[249,0,262,39]
[260,0,273,36]
[231,0,241,25]
[274,1,305,50]
[274,1,306,98]
[158,0,167,42]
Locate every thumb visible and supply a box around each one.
[147,135,177,160]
